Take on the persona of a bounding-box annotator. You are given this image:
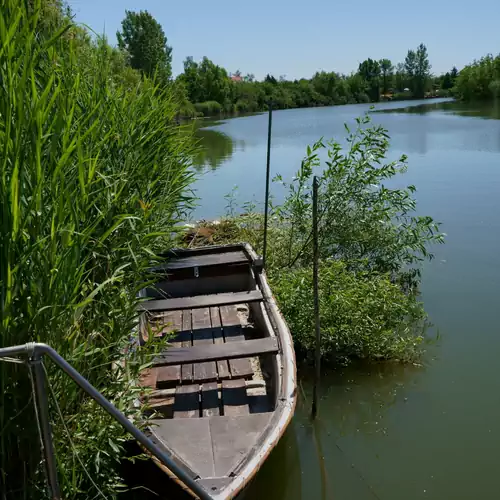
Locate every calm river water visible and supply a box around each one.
[193,99,500,500]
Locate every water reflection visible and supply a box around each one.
[193,127,243,171]
[374,98,500,120]
[245,362,425,500]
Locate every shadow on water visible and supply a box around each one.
[373,98,500,120]
[193,126,243,171]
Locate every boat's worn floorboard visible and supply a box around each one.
[192,308,218,382]
[155,310,182,388]
[222,379,249,416]
[211,307,230,380]
[151,413,272,478]
[181,310,193,383]
[143,304,272,419]
[173,385,199,418]
[220,305,253,379]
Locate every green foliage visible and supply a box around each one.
[414,43,432,97]
[269,115,444,286]
[117,10,172,83]
[358,58,381,101]
[0,1,193,498]
[179,56,231,107]
[270,261,427,364]
[194,100,223,116]
[173,43,455,116]
[453,54,500,101]
[379,58,393,94]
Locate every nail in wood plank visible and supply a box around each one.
[211,307,230,380]
[219,305,253,379]
[174,384,200,418]
[222,379,249,416]
[156,310,182,388]
[201,382,220,417]
[181,310,193,383]
[192,308,218,382]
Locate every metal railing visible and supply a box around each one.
[0,343,212,500]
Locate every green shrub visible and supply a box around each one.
[270,261,426,364]
[0,2,194,498]
[194,100,223,116]
[392,91,414,100]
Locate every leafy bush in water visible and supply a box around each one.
[270,115,444,289]
[0,2,193,498]
[194,100,223,116]
[271,261,426,364]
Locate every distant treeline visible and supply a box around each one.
[174,45,457,117]
[113,9,497,117]
[112,11,461,117]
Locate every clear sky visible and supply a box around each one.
[68,0,500,80]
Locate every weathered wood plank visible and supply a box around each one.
[219,305,254,379]
[156,310,182,388]
[152,418,215,477]
[141,290,263,313]
[181,310,193,383]
[173,384,200,418]
[153,337,279,367]
[201,382,220,417]
[210,414,271,477]
[211,307,230,380]
[138,367,157,389]
[192,308,218,382]
[152,251,248,271]
[222,379,249,417]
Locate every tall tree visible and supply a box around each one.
[394,62,407,92]
[117,10,172,82]
[414,43,431,98]
[404,49,417,93]
[441,72,453,90]
[379,58,393,94]
[358,58,381,101]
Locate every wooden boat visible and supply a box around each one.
[137,243,296,499]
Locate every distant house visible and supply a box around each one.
[231,74,243,82]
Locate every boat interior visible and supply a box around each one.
[137,245,284,495]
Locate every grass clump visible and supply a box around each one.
[0,2,194,498]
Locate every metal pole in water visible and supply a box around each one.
[262,102,273,268]
[311,176,321,419]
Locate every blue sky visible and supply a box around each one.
[69,0,500,80]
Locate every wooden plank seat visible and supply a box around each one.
[151,251,249,272]
[141,290,263,312]
[153,337,279,367]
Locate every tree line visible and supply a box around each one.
[115,10,459,116]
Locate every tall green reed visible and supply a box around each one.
[0,1,194,497]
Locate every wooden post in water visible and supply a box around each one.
[311,176,321,418]
[262,102,273,268]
